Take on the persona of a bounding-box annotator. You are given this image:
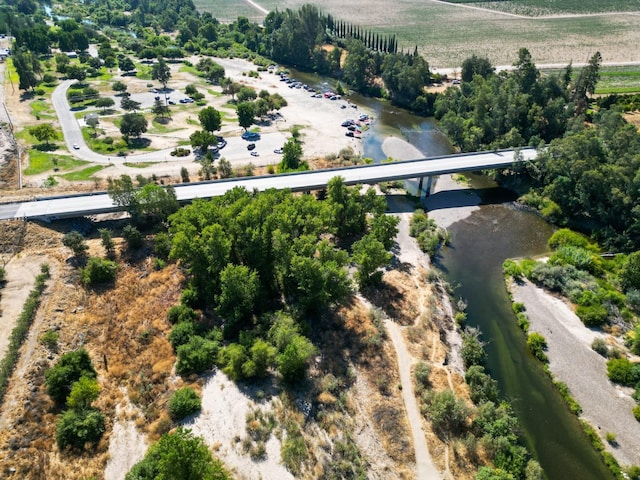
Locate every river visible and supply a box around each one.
[289,67,613,478]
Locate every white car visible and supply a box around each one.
[250,151,259,157]
[73,143,80,150]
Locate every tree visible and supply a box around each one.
[216,264,259,334]
[351,234,392,287]
[426,390,470,438]
[118,56,136,74]
[56,408,105,451]
[66,64,87,82]
[99,228,115,257]
[370,214,400,250]
[461,328,487,368]
[237,86,257,103]
[151,57,171,90]
[279,138,304,172]
[62,231,88,259]
[152,98,170,119]
[122,224,144,250]
[112,81,128,94]
[66,376,100,410]
[278,334,316,383]
[121,95,141,112]
[81,257,118,285]
[621,251,640,291]
[45,349,97,404]
[198,106,221,133]
[13,49,39,91]
[237,102,255,130]
[168,387,201,421]
[190,130,217,151]
[135,183,179,223]
[176,336,219,375]
[29,124,58,145]
[125,428,230,480]
[120,113,148,139]
[96,96,115,113]
[86,116,100,136]
[217,157,233,179]
[461,54,494,82]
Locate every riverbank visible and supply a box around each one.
[512,280,640,468]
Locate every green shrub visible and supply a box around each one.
[548,228,595,251]
[461,328,486,368]
[576,304,608,327]
[56,408,105,450]
[122,224,144,249]
[527,332,548,363]
[176,336,218,375]
[168,387,201,421]
[126,427,230,480]
[516,312,530,332]
[465,365,498,404]
[277,335,316,384]
[414,361,431,391]
[634,405,640,422]
[512,302,525,314]
[40,329,60,349]
[166,304,199,324]
[607,358,640,386]
[67,377,100,410]
[591,337,609,357]
[425,390,469,438]
[0,266,49,405]
[169,321,198,350]
[45,349,97,404]
[502,259,523,279]
[81,257,118,285]
[0,266,5,283]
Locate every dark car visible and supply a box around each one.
[247,143,256,150]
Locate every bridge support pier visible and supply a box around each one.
[418,175,434,199]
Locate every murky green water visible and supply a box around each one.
[435,175,614,480]
[290,68,613,479]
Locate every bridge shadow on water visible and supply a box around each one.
[423,187,517,211]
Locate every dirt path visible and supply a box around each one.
[104,403,148,480]
[385,320,442,480]
[512,281,640,466]
[0,255,43,360]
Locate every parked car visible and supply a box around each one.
[345,131,354,137]
[241,131,260,141]
[247,143,256,150]
[73,143,80,149]
[274,148,283,154]
[217,138,227,149]
[250,151,259,157]
[341,120,354,127]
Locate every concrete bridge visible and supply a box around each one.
[0,147,537,221]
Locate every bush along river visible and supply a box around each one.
[432,174,615,480]
[287,67,613,478]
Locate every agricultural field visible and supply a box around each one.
[440,0,640,16]
[541,65,640,95]
[195,0,640,68]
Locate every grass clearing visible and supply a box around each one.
[123,162,158,168]
[58,165,105,181]
[24,151,88,176]
[542,65,640,95]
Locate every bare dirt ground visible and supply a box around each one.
[512,281,640,467]
[0,255,44,360]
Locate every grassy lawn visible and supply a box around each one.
[150,120,186,134]
[24,151,88,176]
[58,165,105,181]
[31,100,56,120]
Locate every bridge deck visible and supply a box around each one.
[0,148,536,221]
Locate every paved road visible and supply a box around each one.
[0,148,537,220]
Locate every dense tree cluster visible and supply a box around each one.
[165,180,396,384]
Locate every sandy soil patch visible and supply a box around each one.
[104,402,148,480]
[512,281,640,467]
[184,370,294,480]
[624,111,640,131]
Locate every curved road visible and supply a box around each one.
[52,80,186,164]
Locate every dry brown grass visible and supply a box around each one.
[0,229,185,479]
